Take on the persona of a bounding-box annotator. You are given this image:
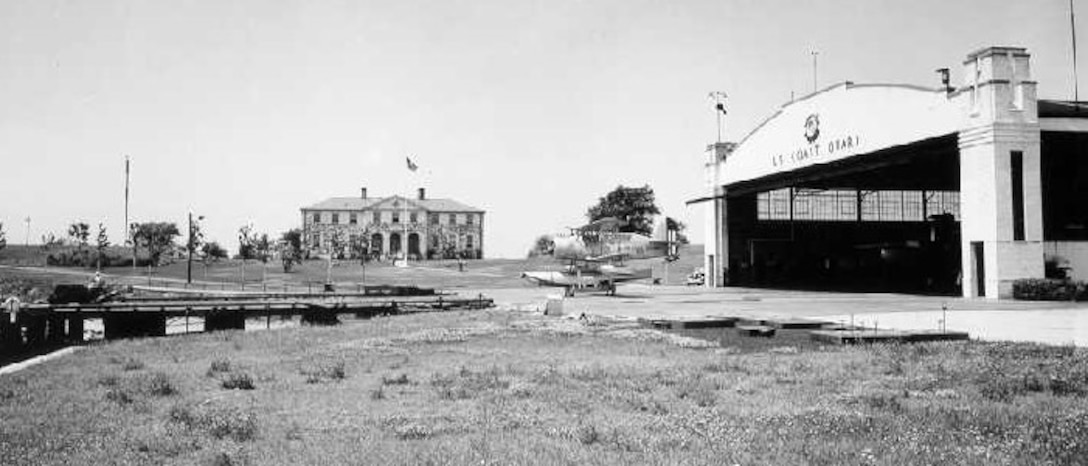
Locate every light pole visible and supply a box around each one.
[187,212,204,285]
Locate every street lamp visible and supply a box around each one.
[187,212,204,285]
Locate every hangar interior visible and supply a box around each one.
[722,135,963,294]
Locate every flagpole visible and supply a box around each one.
[403,181,409,265]
[125,156,135,276]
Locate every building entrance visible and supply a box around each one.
[721,135,963,295]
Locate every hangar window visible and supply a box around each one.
[758,188,959,222]
[791,189,857,221]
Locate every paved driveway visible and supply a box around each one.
[479,284,1088,345]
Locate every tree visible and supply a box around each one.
[527,234,554,258]
[201,241,228,262]
[255,233,272,285]
[279,229,303,273]
[238,224,256,287]
[349,234,370,263]
[327,229,347,260]
[586,185,661,236]
[237,225,256,261]
[256,233,272,264]
[95,223,110,268]
[67,222,90,250]
[132,222,181,266]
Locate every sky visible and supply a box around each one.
[0,0,1084,258]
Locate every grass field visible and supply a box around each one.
[1,244,706,293]
[2,309,1087,465]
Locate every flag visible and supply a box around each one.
[406,157,418,172]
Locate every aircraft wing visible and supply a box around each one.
[585,252,629,263]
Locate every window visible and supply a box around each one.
[372,211,381,224]
[430,214,439,225]
[1012,151,1025,241]
[467,214,474,225]
[410,212,418,224]
[349,213,357,225]
[466,235,474,248]
[448,214,456,225]
[392,212,400,223]
[312,213,321,224]
[331,213,339,224]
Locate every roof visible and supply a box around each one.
[716,82,960,187]
[1038,100,1088,119]
[302,195,484,213]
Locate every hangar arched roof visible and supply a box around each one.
[720,82,961,186]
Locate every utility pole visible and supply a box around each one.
[709,92,727,143]
[23,217,29,247]
[1072,0,1081,102]
[811,50,819,92]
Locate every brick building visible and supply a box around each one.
[301,187,485,260]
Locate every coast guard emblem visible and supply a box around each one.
[804,114,820,143]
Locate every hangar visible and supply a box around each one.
[697,46,1088,299]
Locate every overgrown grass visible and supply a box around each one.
[1,309,1086,465]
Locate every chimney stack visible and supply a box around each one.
[417,188,426,200]
[360,187,368,199]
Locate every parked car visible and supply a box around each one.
[686,269,705,286]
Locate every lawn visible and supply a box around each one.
[2,309,1087,465]
[1,244,705,293]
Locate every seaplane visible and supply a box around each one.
[521,217,680,296]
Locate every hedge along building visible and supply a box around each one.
[696,46,1088,299]
[301,187,485,260]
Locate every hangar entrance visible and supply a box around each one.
[723,134,962,295]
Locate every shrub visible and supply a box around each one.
[170,404,258,442]
[382,373,410,385]
[576,423,600,445]
[121,358,145,371]
[371,386,385,400]
[394,423,432,440]
[105,387,133,404]
[206,359,232,376]
[301,361,347,384]
[431,367,509,400]
[1012,278,1088,301]
[144,372,177,396]
[97,374,120,387]
[221,372,255,390]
